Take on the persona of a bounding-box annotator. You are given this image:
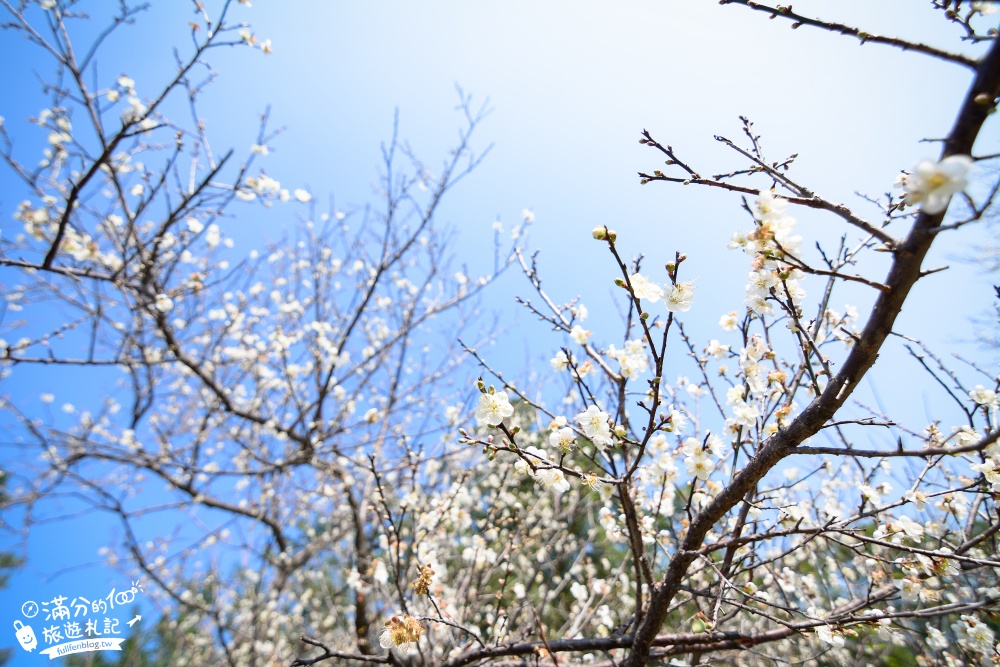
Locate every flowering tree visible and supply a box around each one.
[3,1,1000,667]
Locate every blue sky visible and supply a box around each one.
[0,1,997,664]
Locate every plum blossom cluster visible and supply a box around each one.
[513,446,571,494]
[607,339,649,379]
[575,404,613,450]
[721,333,787,436]
[681,434,726,481]
[951,615,999,663]
[625,271,695,313]
[379,614,424,651]
[728,189,805,317]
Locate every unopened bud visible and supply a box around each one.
[592,226,607,240]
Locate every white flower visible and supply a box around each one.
[205,224,221,248]
[953,614,995,654]
[754,189,788,221]
[859,484,881,505]
[293,188,312,203]
[550,350,571,372]
[570,325,591,345]
[971,457,1000,491]
[686,455,715,481]
[476,390,514,426]
[379,614,423,650]
[628,273,663,302]
[250,144,269,155]
[153,294,174,312]
[897,155,972,215]
[815,625,844,647]
[373,559,389,585]
[608,339,648,379]
[719,311,739,332]
[903,489,927,511]
[575,405,612,450]
[536,467,570,494]
[549,427,576,452]
[895,577,921,601]
[926,625,949,650]
[972,1,998,15]
[664,281,695,312]
[970,385,999,409]
[514,446,548,476]
[705,339,729,359]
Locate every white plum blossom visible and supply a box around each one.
[815,624,845,647]
[607,339,648,379]
[664,281,695,312]
[874,514,924,544]
[628,272,663,302]
[682,437,716,481]
[513,446,547,476]
[154,293,174,312]
[476,390,514,426]
[896,155,972,215]
[704,339,730,359]
[719,310,739,331]
[903,489,927,511]
[551,350,572,372]
[895,577,922,601]
[549,427,577,452]
[969,384,999,409]
[575,405,613,450]
[570,325,591,345]
[729,190,806,315]
[971,457,1000,491]
[952,614,996,655]
[535,467,570,494]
